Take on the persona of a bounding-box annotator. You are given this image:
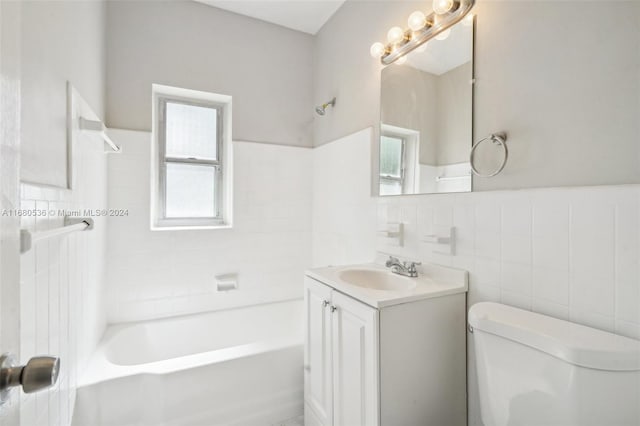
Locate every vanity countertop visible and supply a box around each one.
[306,261,468,309]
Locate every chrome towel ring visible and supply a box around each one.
[470,132,508,178]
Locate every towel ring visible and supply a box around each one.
[470,133,508,178]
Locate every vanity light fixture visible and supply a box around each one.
[394,56,407,65]
[370,0,475,65]
[433,0,455,15]
[408,11,427,31]
[387,26,405,44]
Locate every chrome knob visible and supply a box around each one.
[0,353,60,404]
[330,305,338,313]
[322,300,330,307]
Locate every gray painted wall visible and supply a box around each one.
[314,1,422,149]
[381,61,472,166]
[314,1,640,190]
[381,64,438,164]
[21,0,106,187]
[106,1,315,147]
[436,62,472,165]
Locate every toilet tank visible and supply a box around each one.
[468,302,640,426]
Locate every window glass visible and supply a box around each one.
[380,136,403,178]
[165,102,218,160]
[165,163,216,218]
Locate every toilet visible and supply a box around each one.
[469,302,640,426]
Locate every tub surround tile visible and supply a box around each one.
[106,130,313,323]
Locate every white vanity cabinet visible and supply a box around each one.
[304,264,467,426]
[304,278,379,426]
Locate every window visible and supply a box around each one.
[379,134,405,196]
[379,124,421,196]
[151,85,232,229]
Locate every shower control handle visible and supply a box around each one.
[322,300,330,308]
[0,353,60,404]
[331,305,338,313]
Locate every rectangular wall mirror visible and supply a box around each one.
[379,21,474,196]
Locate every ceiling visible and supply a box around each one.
[194,0,346,35]
[406,23,473,75]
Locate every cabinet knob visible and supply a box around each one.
[322,300,330,307]
[330,305,338,313]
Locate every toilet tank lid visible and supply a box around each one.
[468,302,640,371]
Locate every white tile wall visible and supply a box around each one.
[106,129,313,323]
[311,128,378,267]
[19,131,108,426]
[313,127,640,426]
[377,186,640,339]
[380,188,640,426]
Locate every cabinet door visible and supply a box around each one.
[331,291,379,426]
[304,277,333,425]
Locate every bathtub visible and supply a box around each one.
[73,300,304,426]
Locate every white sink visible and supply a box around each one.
[338,269,417,292]
[306,262,468,308]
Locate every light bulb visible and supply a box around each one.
[435,28,451,41]
[387,26,405,44]
[407,11,426,31]
[462,13,474,26]
[370,42,386,58]
[395,56,407,65]
[433,0,454,14]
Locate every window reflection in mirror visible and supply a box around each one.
[379,21,473,196]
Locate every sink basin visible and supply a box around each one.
[338,269,417,292]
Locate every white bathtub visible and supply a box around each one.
[73,300,304,426]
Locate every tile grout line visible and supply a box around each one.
[498,202,503,303]
[567,202,573,322]
[529,202,534,310]
[613,203,618,333]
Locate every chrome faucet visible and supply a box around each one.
[385,256,421,278]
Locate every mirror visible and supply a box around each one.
[379,22,473,196]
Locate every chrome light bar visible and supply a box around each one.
[379,0,475,65]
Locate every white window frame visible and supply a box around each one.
[151,84,233,230]
[380,123,420,195]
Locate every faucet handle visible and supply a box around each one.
[385,256,399,267]
[405,261,421,271]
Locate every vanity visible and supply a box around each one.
[303,259,468,426]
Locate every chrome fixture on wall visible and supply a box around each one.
[370,0,475,65]
[315,97,336,116]
[470,133,508,178]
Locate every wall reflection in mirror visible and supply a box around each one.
[379,21,473,196]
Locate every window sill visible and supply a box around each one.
[150,223,232,231]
